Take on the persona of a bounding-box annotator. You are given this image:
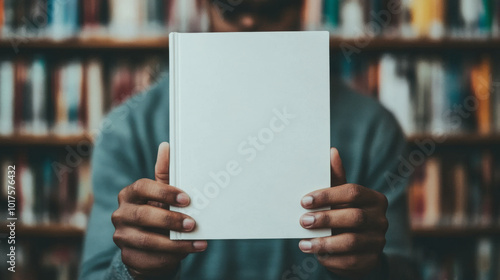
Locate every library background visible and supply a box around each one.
[0,0,500,279]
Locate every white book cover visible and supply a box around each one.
[169,31,331,240]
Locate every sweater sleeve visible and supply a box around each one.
[78,105,176,280]
[78,108,144,280]
[361,109,421,280]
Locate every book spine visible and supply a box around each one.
[340,0,364,37]
[0,61,15,135]
[471,57,492,134]
[323,0,339,31]
[169,32,180,240]
[31,57,48,135]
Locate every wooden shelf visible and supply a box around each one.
[329,37,500,51]
[411,226,500,237]
[407,134,500,146]
[1,134,498,147]
[0,36,169,52]
[0,224,85,238]
[1,36,500,52]
[0,134,93,146]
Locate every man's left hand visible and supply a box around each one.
[299,148,389,279]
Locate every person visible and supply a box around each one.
[80,0,419,279]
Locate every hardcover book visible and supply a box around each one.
[169,31,331,240]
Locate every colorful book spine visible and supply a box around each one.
[0,60,15,135]
[470,57,492,134]
[323,0,340,31]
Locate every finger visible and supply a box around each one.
[155,142,170,184]
[298,233,385,255]
[114,204,196,232]
[301,184,378,209]
[114,227,207,253]
[121,247,183,273]
[300,208,388,231]
[330,148,347,186]
[122,179,190,207]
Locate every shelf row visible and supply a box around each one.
[0,134,500,146]
[3,37,500,52]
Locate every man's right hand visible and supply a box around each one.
[111,142,207,278]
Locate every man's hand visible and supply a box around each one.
[111,142,207,278]
[299,148,388,279]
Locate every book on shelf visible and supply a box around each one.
[3,0,500,40]
[0,154,93,228]
[0,56,164,137]
[471,57,492,135]
[337,53,500,136]
[416,237,499,280]
[0,241,81,280]
[408,150,500,228]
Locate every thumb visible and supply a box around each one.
[155,142,170,184]
[331,148,347,187]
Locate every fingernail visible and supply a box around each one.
[193,241,207,251]
[301,196,313,207]
[176,193,190,205]
[183,218,195,230]
[301,215,315,227]
[299,240,312,252]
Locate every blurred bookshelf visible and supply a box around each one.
[4,37,500,52]
[1,134,500,147]
[0,135,92,146]
[1,0,500,280]
[0,224,85,238]
[411,226,500,238]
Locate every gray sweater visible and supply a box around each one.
[79,77,419,280]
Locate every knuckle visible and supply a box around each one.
[137,233,151,249]
[111,210,121,226]
[133,206,147,224]
[113,230,124,246]
[316,212,330,227]
[162,211,175,228]
[132,179,147,194]
[316,238,327,252]
[158,254,174,267]
[118,189,126,204]
[344,234,358,250]
[381,217,389,232]
[352,209,367,227]
[347,184,362,201]
[157,187,170,201]
[344,255,358,269]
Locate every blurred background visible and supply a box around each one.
[0,0,499,279]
